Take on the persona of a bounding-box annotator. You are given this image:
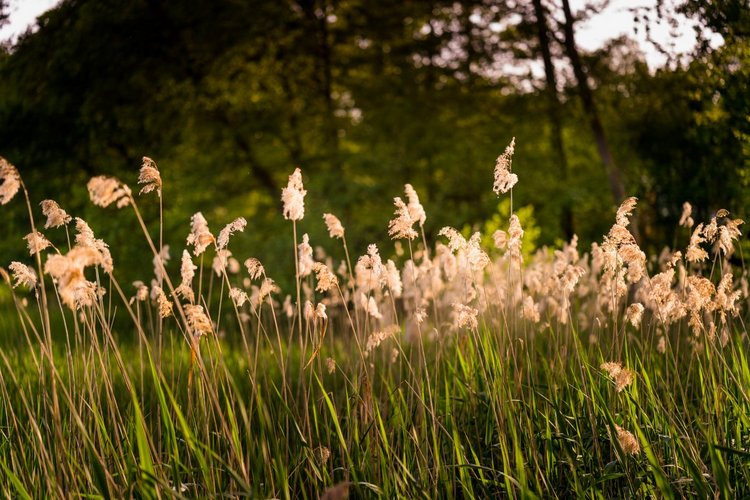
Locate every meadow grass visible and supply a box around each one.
[0,154,749,498]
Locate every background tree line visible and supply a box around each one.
[0,0,748,284]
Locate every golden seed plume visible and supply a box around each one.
[8,262,37,289]
[24,231,51,256]
[614,425,641,455]
[281,167,306,221]
[87,175,131,208]
[138,157,162,196]
[388,197,418,240]
[217,217,247,250]
[323,213,345,239]
[40,200,72,228]
[492,137,517,195]
[0,157,21,205]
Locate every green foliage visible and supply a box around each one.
[0,0,746,278]
[477,198,541,259]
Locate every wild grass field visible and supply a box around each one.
[0,146,749,498]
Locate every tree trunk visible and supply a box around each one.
[532,0,574,240]
[560,0,637,239]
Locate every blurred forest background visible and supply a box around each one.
[1,0,748,284]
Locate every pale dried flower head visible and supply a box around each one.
[0,157,21,205]
[281,167,306,221]
[74,219,113,273]
[508,215,524,263]
[185,304,212,337]
[361,294,383,319]
[703,217,718,242]
[258,278,278,302]
[24,231,51,256]
[152,285,173,318]
[390,347,399,364]
[186,212,214,256]
[138,157,162,196]
[715,272,742,324]
[679,202,694,227]
[355,244,384,292]
[315,302,327,320]
[626,303,644,328]
[452,303,479,331]
[614,425,641,455]
[40,200,72,228]
[175,250,197,302]
[492,137,517,195]
[686,223,708,263]
[404,184,426,227]
[312,262,338,292]
[229,287,249,307]
[385,260,402,297]
[615,197,638,227]
[365,325,399,356]
[87,175,131,208]
[388,197,418,240]
[657,335,666,354]
[217,217,247,250]
[228,257,240,274]
[133,281,149,302]
[325,357,336,374]
[717,218,743,257]
[323,213,345,239]
[601,361,635,392]
[522,296,540,323]
[244,257,265,280]
[414,307,427,325]
[304,300,315,321]
[314,446,331,465]
[8,262,37,289]
[493,229,507,249]
[439,227,467,253]
[44,246,103,309]
[298,234,314,278]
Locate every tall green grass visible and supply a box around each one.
[0,155,749,497]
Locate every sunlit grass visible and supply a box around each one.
[0,154,749,497]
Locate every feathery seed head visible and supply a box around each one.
[185,304,212,337]
[229,287,250,307]
[404,184,427,227]
[24,231,51,256]
[8,262,37,289]
[244,257,265,280]
[601,361,635,392]
[0,157,21,206]
[217,217,247,250]
[87,175,131,208]
[186,212,214,256]
[492,137,517,195]
[175,250,197,302]
[626,303,644,328]
[40,200,72,228]
[452,303,479,331]
[312,261,338,292]
[298,234,314,278]
[281,168,306,221]
[614,425,640,455]
[138,157,162,196]
[388,197,418,240]
[323,213,345,239]
[615,197,638,227]
[679,202,694,227]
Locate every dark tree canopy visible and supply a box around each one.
[1,0,748,282]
